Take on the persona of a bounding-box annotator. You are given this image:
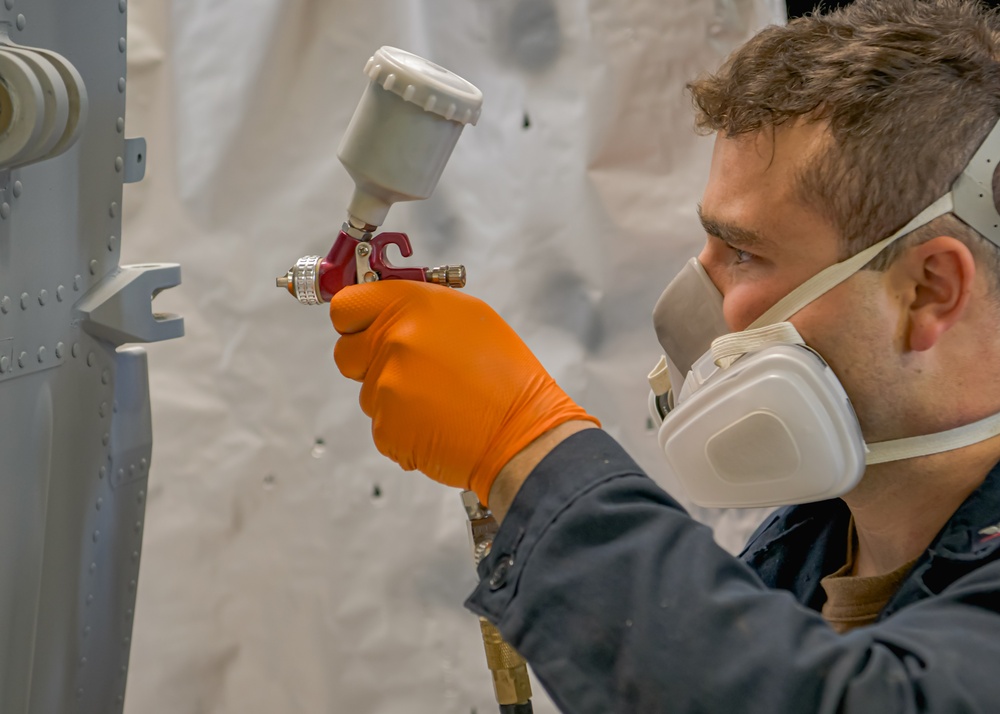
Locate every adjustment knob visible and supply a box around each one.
[426,264,466,289]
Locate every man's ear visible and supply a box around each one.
[894,235,976,352]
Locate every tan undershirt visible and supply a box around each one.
[820,518,919,634]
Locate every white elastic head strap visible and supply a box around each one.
[745,193,954,330]
[748,115,1000,330]
[710,194,952,367]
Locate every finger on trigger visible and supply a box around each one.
[329,282,394,335]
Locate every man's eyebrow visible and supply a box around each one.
[697,205,772,249]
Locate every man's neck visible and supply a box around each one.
[843,445,1000,578]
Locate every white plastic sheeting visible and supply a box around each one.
[121,0,785,711]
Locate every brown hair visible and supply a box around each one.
[688,0,1000,270]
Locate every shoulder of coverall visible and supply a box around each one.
[741,459,1000,618]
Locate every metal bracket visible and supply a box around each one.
[355,240,377,283]
[123,137,146,184]
[76,263,184,345]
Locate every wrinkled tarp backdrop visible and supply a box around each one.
[122,0,784,711]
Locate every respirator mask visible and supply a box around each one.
[648,118,1000,509]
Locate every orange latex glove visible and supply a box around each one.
[329,280,599,505]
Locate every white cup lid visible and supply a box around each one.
[364,46,483,126]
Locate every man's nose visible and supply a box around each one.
[696,241,727,295]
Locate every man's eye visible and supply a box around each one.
[729,245,755,264]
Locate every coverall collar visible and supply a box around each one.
[741,460,1000,617]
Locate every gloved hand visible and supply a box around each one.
[329,280,599,505]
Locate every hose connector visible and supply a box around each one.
[479,618,533,707]
[461,491,533,712]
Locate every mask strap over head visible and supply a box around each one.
[751,114,1000,329]
[711,116,1000,465]
[757,195,957,329]
[708,193,952,370]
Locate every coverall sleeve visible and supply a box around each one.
[464,429,1000,714]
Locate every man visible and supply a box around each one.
[330,0,1000,710]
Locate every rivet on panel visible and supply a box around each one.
[89,561,97,572]
[0,356,8,373]
[126,608,133,620]
[109,202,119,218]
[0,203,10,219]
[133,520,141,533]
[108,235,118,251]
[38,289,47,306]
[123,635,131,644]
[129,464,136,478]
[131,551,139,562]
[92,530,100,543]
[119,0,126,13]
[56,285,65,301]
[1,296,9,313]
[20,292,28,309]
[137,490,145,504]
[15,14,24,31]
[3,0,14,11]
[83,625,91,637]
[87,351,95,366]
[116,117,124,133]
[140,458,147,471]
[56,342,64,358]
[101,369,110,384]
[117,77,125,93]
[102,433,110,446]
[113,400,119,413]
[86,593,94,604]
[99,402,107,417]
[117,695,125,704]
[74,275,82,290]
[119,37,126,53]
[114,156,123,172]
[81,656,88,666]
[72,342,80,358]
[12,181,22,198]
[118,468,125,481]
[36,346,45,363]
[128,579,137,591]
[17,352,26,368]
[89,259,98,275]
[96,497,102,510]
[76,687,84,699]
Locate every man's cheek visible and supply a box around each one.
[722,286,773,331]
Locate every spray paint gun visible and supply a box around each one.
[276,46,481,304]
[276,47,534,712]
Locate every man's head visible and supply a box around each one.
[685,0,1000,447]
[690,0,1000,273]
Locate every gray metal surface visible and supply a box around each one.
[0,2,181,712]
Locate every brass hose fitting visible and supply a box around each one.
[461,491,533,713]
